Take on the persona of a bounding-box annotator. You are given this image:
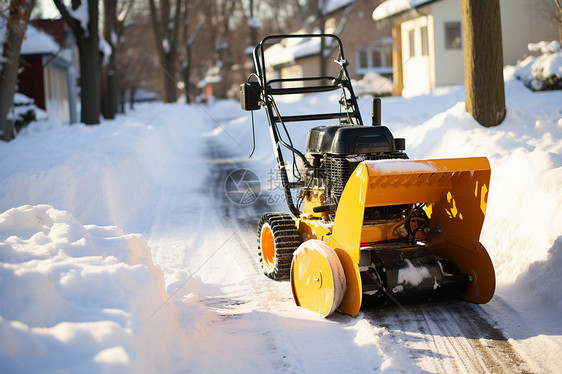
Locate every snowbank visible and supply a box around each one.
[517,41,562,91]
[0,205,181,373]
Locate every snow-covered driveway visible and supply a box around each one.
[1,64,561,372]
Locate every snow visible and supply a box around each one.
[352,72,394,96]
[364,158,438,173]
[14,93,48,122]
[20,24,60,56]
[533,50,562,79]
[528,40,561,54]
[247,17,261,29]
[372,0,434,21]
[396,259,432,289]
[69,0,90,37]
[264,35,323,67]
[324,0,355,14]
[0,205,178,373]
[99,36,112,66]
[1,51,562,372]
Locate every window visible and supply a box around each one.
[445,22,462,49]
[420,26,428,56]
[359,50,369,69]
[408,29,415,57]
[372,50,382,67]
[355,46,389,74]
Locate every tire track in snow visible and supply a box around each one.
[365,301,535,373]
[198,137,408,373]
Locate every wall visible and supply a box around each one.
[43,60,70,123]
[500,0,559,65]
[431,0,464,87]
[400,15,432,95]
[17,57,46,109]
[336,0,393,79]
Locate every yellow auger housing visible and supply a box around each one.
[244,34,495,317]
[290,157,494,316]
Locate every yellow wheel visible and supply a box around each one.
[290,240,346,317]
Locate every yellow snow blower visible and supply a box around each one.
[240,34,495,317]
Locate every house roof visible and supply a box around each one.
[372,0,438,21]
[21,24,60,56]
[264,35,324,67]
[325,0,355,14]
[31,19,66,47]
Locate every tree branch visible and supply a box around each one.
[52,0,83,38]
[148,0,165,58]
[554,0,562,13]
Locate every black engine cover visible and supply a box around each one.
[307,125,398,155]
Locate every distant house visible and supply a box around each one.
[264,0,393,88]
[18,19,78,124]
[372,0,559,96]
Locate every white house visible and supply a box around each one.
[373,0,559,96]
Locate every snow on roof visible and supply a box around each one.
[325,0,355,14]
[21,24,60,55]
[264,35,324,67]
[372,0,436,21]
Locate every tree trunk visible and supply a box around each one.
[183,46,192,104]
[392,22,403,96]
[119,84,126,113]
[461,0,506,127]
[148,0,181,103]
[102,67,118,118]
[0,27,25,140]
[78,32,101,124]
[101,0,119,118]
[82,0,101,124]
[129,86,137,109]
[162,54,178,102]
[0,0,35,141]
[54,0,102,125]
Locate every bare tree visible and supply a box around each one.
[148,0,182,102]
[53,0,101,125]
[461,0,506,127]
[0,0,36,141]
[117,18,160,109]
[179,0,206,104]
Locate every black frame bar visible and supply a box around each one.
[251,34,365,216]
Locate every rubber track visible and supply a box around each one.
[257,212,302,280]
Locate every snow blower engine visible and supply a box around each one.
[240,34,495,317]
